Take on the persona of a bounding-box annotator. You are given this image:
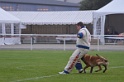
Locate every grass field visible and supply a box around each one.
[0,50,124,82]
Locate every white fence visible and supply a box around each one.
[0,34,124,51]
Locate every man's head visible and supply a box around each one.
[76,22,84,30]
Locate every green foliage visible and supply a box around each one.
[0,50,123,82]
[80,0,112,10]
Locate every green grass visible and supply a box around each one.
[0,50,124,82]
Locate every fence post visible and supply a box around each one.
[97,35,100,51]
[63,37,66,51]
[30,34,33,50]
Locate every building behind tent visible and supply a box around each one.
[0,0,79,11]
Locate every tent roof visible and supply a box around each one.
[10,11,94,25]
[93,0,124,18]
[0,7,20,23]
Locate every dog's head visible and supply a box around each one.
[96,54,109,65]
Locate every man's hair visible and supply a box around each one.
[76,22,84,27]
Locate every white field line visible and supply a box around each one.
[11,74,59,82]
[12,65,124,82]
[109,66,124,69]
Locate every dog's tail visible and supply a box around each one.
[96,54,104,59]
[96,54,109,64]
[96,54,100,57]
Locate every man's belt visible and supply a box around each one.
[76,45,90,49]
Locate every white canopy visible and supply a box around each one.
[93,0,124,44]
[10,10,94,25]
[0,7,21,45]
[93,0,124,18]
[93,0,124,35]
[0,7,20,23]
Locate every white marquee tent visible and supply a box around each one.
[10,10,94,25]
[0,7,21,45]
[93,0,124,44]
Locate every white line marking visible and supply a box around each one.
[12,74,59,82]
[12,66,124,82]
[110,66,124,69]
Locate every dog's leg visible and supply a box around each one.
[90,67,93,73]
[103,65,107,73]
[95,65,102,72]
[83,66,89,73]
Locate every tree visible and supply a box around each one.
[80,0,112,10]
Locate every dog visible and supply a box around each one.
[81,54,109,73]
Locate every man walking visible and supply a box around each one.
[59,22,91,74]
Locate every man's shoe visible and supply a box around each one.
[78,69,83,73]
[59,71,69,74]
[59,71,67,74]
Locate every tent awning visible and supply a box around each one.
[93,0,124,18]
[9,11,94,25]
[0,7,20,23]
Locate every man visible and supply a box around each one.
[59,22,91,74]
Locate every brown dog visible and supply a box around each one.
[81,54,109,73]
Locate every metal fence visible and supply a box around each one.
[0,34,124,51]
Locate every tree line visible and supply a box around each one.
[80,0,112,10]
